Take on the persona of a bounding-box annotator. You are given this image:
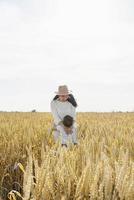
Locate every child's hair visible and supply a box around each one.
[63,115,74,127]
[53,94,77,107]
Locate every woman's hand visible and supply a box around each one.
[58,121,64,126]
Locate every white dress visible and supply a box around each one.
[50,99,78,144]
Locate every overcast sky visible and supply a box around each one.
[0,0,134,112]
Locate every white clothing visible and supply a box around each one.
[56,125,78,145]
[50,99,76,127]
[50,99,78,145]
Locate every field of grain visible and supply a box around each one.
[0,112,134,200]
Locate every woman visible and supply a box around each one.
[50,85,78,145]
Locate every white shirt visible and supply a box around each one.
[50,99,77,126]
[56,125,78,145]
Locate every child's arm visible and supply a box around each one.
[72,127,78,144]
[57,125,68,145]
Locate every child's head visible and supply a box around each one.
[63,115,74,127]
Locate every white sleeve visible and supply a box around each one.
[71,105,77,128]
[56,125,63,132]
[73,121,77,129]
[71,104,76,120]
[50,100,62,125]
[72,127,78,143]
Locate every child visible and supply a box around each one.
[56,115,78,147]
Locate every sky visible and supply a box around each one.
[0,0,134,112]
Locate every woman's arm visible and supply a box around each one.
[50,100,63,125]
[71,104,76,120]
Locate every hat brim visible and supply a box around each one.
[55,90,72,95]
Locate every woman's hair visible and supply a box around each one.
[53,94,77,107]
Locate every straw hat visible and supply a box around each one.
[55,85,72,95]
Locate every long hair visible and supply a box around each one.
[53,94,78,108]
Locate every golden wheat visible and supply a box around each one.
[0,112,134,200]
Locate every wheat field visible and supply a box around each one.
[0,112,134,200]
